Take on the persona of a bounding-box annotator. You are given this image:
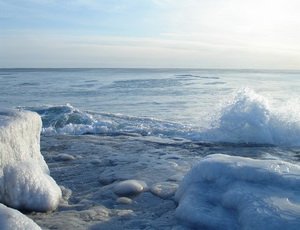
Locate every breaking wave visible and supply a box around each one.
[25,88,300,146]
[198,88,300,146]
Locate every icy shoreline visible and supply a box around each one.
[1,109,300,229]
[27,133,300,230]
[29,134,192,229]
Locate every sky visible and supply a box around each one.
[1,0,300,69]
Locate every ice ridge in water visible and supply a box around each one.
[175,154,300,230]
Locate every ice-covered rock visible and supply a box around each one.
[114,180,147,197]
[150,182,178,199]
[0,109,48,171]
[0,109,61,212]
[116,197,133,205]
[2,161,62,211]
[175,154,300,230]
[55,153,76,161]
[0,203,41,230]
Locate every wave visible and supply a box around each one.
[23,89,300,146]
[202,88,300,146]
[25,104,191,138]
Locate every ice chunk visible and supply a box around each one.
[0,203,41,230]
[0,109,48,172]
[175,154,300,230]
[114,180,147,197]
[1,161,62,212]
[0,109,61,211]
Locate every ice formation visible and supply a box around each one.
[114,180,148,197]
[0,109,61,212]
[0,203,41,230]
[175,154,300,230]
[0,109,48,171]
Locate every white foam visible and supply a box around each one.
[201,88,300,146]
[175,154,300,229]
[0,109,61,212]
[0,203,41,230]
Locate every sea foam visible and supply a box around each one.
[204,88,300,146]
[175,154,300,230]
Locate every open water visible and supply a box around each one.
[1,68,300,229]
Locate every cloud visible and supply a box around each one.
[1,33,300,68]
[1,0,300,68]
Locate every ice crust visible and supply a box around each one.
[0,109,61,212]
[0,203,41,230]
[175,154,300,230]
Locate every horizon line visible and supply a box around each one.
[1,67,300,72]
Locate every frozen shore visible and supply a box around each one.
[30,134,300,230]
[1,109,300,229]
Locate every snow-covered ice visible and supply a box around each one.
[175,154,300,230]
[0,203,41,230]
[0,109,48,171]
[0,109,61,212]
[2,161,62,212]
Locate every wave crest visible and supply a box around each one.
[205,88,300,146]
[24,89,300,146]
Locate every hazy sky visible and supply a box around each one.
[1,0,300,68]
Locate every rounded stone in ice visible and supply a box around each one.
[114,180,147,197]
[116,197,133,205]
[150,182,178,199]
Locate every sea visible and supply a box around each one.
[1,68,300,229]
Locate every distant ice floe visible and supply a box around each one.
[0,204,41,230]
[175,154,300,230]
[0,109,62,227]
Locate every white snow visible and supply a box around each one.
[0,109,61,212]
[175,154,300,230]
[0,203,41,230]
